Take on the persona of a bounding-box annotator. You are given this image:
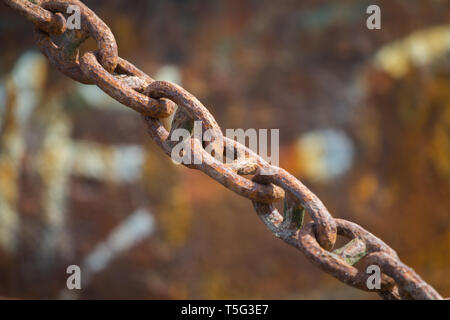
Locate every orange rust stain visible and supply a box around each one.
[181,169,226,203]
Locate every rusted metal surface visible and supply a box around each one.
[33,0,118,84]
[80,53,174,117]
[2,0,446,300]
[42,0,118,73]
[3,0,66,35]
[298,220,399,298]
[362,252,443,300]
[253,167,337,250]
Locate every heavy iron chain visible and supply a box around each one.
[2,0,446,300]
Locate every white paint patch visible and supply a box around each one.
[76,82,125,110]
[59,208,156,299]
[374,26,450,78]
[155,65,182,85]
[296,129,354,182]
[11,51,47,125]
[0,51,47,252]
[71,141,145,183]
[113,145,145,183]
[82,208,155,275]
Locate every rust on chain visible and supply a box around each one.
[4,0,66,34]
[195,141,284,203]
[145,80,225,157]
[142,116,285,204]
[362,252,443,300]
[33,28,91,83]
[33,0,118,83]
[297,219,443,300]
[80,52,174,117]
[3,0,447,300]
[223,136,267,174]
[112,58,285,203]
[42,0,118,72]
[253,167,337,250]
[297,220,398,295]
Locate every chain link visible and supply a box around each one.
[2,0,446,300]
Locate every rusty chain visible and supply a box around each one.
[2,0,446,300]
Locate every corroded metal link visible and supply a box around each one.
[113,58,283,203]
[42,0,118,73]
[363,252,443,300]
[194,140,284,203]
[33,28,92,83]
[4,0,66,35]
[335,219,398,258]
[226,158,260,175]
[297,220,399,294]
[252,200,292,240]
[145,81,224,157]
[142,116,285,203]
[115,57,154,83]
[110,59,284,203]
[252,206,403,299]
[253,167,337,250]
[33,0,118,83]
[223,136,267,174]
[298,219,444,299]
[3,0,445,300]
[80,52,174,117]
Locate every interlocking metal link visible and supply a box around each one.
[2,0,446,300]
[142,115,285,204]
[42,0,118,72]
[80,52,175,117]
[4,0,66,34]
[361,252,443,300]
[298,220,402,299]
[33,0,118,84]
[253,167,337,250]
